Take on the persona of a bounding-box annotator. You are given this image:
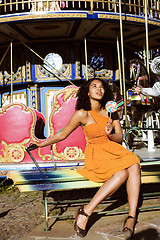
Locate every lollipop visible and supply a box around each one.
[105,101,118,118]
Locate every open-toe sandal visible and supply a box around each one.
[122,215,137,238]
[74,206,89,237]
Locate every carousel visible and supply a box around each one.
[0,0,160,168]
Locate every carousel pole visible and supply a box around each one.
[119,0,128,127]
[143,44,147,67]
[10,41,13,103]
[144,0,155,151]
[117,36,123,95]
[84,37,88,81]
[145,0,150,79]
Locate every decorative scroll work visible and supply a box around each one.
[38,147,52,161]
[0,103,38,163]
[35,63,72,81]
[40,85,86,161]
[0,66,25,85]
[52,145,85,161]
[82,64,113,80]
[49,85,78,136]
[0,139,30,162]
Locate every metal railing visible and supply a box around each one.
[0,0,159,19]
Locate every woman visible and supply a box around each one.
[31,78,141,238]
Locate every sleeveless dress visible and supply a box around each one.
[77,110,140,183]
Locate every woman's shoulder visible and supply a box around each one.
[74,109,91,126]
[75,109,88,118]
[73,109,90,124]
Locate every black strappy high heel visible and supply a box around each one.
[122,215,137,238]
[74,206,89,237]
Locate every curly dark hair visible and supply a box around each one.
[76,78,114,111]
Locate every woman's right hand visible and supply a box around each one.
[133,86,142,94]
[105,121,113,136]
[28,141,41,150]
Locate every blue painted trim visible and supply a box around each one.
[0,162,84,171]
[40,86,63,136]
[112,71,116,81]
[32,55,36,82]
[0,11,159,24]
[0,176,6,179]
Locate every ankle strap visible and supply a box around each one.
[124,215,137,224]
[79,206,89,217]
[128,216,136,221]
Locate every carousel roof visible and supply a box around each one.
[0,10,159,50]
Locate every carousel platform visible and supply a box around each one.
[0,149,159,172]
[1,143,160,174]
[128,141,160,162]
[134,148,160,162]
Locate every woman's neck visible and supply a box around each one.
[90,100,102,113]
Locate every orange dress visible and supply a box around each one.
[77,110,140,183]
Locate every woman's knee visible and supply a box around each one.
[128,163,141,175]
[114,169,129,183]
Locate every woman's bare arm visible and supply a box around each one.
[32,110,85,148]
[106,119,123,143]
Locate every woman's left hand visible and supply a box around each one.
[105,121,113,136]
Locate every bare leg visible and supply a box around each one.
[123,163,141,231]
[75,169,129,231]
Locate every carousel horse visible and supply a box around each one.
[137,56,160,97]
[126,58,153,127]
[124,58,160,148]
